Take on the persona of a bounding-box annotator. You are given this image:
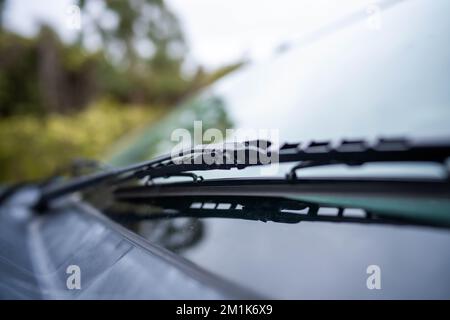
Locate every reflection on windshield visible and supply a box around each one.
[100,95,233,252]
[106,95,233,166]
[98,0,450,298]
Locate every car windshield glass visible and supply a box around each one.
[94,0,450,299]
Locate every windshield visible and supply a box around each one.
[101,0,450,299]
[107,0,450,179]
[3,0,450,302]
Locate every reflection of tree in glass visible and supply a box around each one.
[100,96,233,252]
[138,218,204,253]
[99,201,205,253]
[107,95,234,166]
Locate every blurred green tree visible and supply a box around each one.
[0,27,99,116]
[0,0,243,181]
[0,0,191,116]
[77,0,189,105]
[78,0,185,65]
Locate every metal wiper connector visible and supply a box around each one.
[34,139,271,210]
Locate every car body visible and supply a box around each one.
[1,0,450,299]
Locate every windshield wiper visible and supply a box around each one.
[34,137,450,210]
[108,190,448,229]
[114,137,450,182]
[112,177,450,228]
[34,140,269,209]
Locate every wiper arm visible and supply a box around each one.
[120,137,450,182]
[35,137,450,210]
[34,139,271,209]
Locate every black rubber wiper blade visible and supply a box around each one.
[124,137,450,182]
[108,192,439,229]
[278,137,450,179]
[35,140,271,209]
[113,177,450,228]
[35,137,450,210]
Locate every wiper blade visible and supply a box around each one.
[279,138,450,179]
[122,137,450,181]
[35,137,450,210]
[113,177,450,228]
[108,191,443,229]
[35,140,269,209]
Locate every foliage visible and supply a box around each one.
[107,95,234,166]
[77,0,185,64]
[76,0,191,105]
[0,100,162,182]
[0,1,243,182]
[0,29,101,116]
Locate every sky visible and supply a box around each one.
[3,0,374,70]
